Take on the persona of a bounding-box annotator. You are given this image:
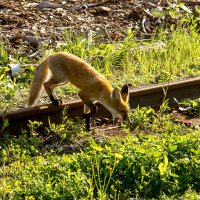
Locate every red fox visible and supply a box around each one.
[27,52,130,130]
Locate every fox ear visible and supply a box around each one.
[110,88,121,102]
[121,85,129,102]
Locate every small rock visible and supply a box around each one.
[37,2,63,9]
[194,124,200,130]
[9,63,22,77]
[24,36,47,47]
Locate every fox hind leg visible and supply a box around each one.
[45,61,69,105]
[84,105,90,114]
[44,77,67,105]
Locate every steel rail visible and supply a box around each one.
[1,77,200,134]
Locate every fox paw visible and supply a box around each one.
[52,99,62,106]
[85,117,91,131]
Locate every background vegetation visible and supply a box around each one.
[0,26,200,111]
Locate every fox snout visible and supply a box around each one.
[113,112,130,124]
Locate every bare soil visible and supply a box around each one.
[170,108,200,128]
[0,0,198,57]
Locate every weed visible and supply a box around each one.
[0,39,8,66]
[174,97,200,116]
[0,106,199,199]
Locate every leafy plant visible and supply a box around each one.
[127,97,185,135]
[174,97,200,116]
[0,107,200,199]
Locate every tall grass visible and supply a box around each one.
[0,39,8,66]
[57,27,200,86]
[1,27,200,110]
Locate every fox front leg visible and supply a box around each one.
[84,116,91,132]
[82,104,98,131]
[78,92,98,131]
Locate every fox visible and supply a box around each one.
[27,52,130,131]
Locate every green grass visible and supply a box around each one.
[56,27,200,85]
[0,107,199,199]
[0,40,8,66]
[0,26,200,111]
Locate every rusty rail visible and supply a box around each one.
[1,77,200,134]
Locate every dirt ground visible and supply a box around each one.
[0,0,198,57]
[38,110,200,154]
[0,0,147,56]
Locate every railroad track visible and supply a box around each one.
[1,77,200,134]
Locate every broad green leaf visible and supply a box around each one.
[158,155,168,176]
[170,173,179,178]
[163,155,168,169]
[153,152,162,157]
[169,145,177,152]
[136,147,145,154]
[158,163,165,176]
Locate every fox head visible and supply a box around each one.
[109,85,130,124]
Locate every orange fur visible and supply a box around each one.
[27,52,130,123]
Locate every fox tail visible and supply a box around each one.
[27,59,49,107]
